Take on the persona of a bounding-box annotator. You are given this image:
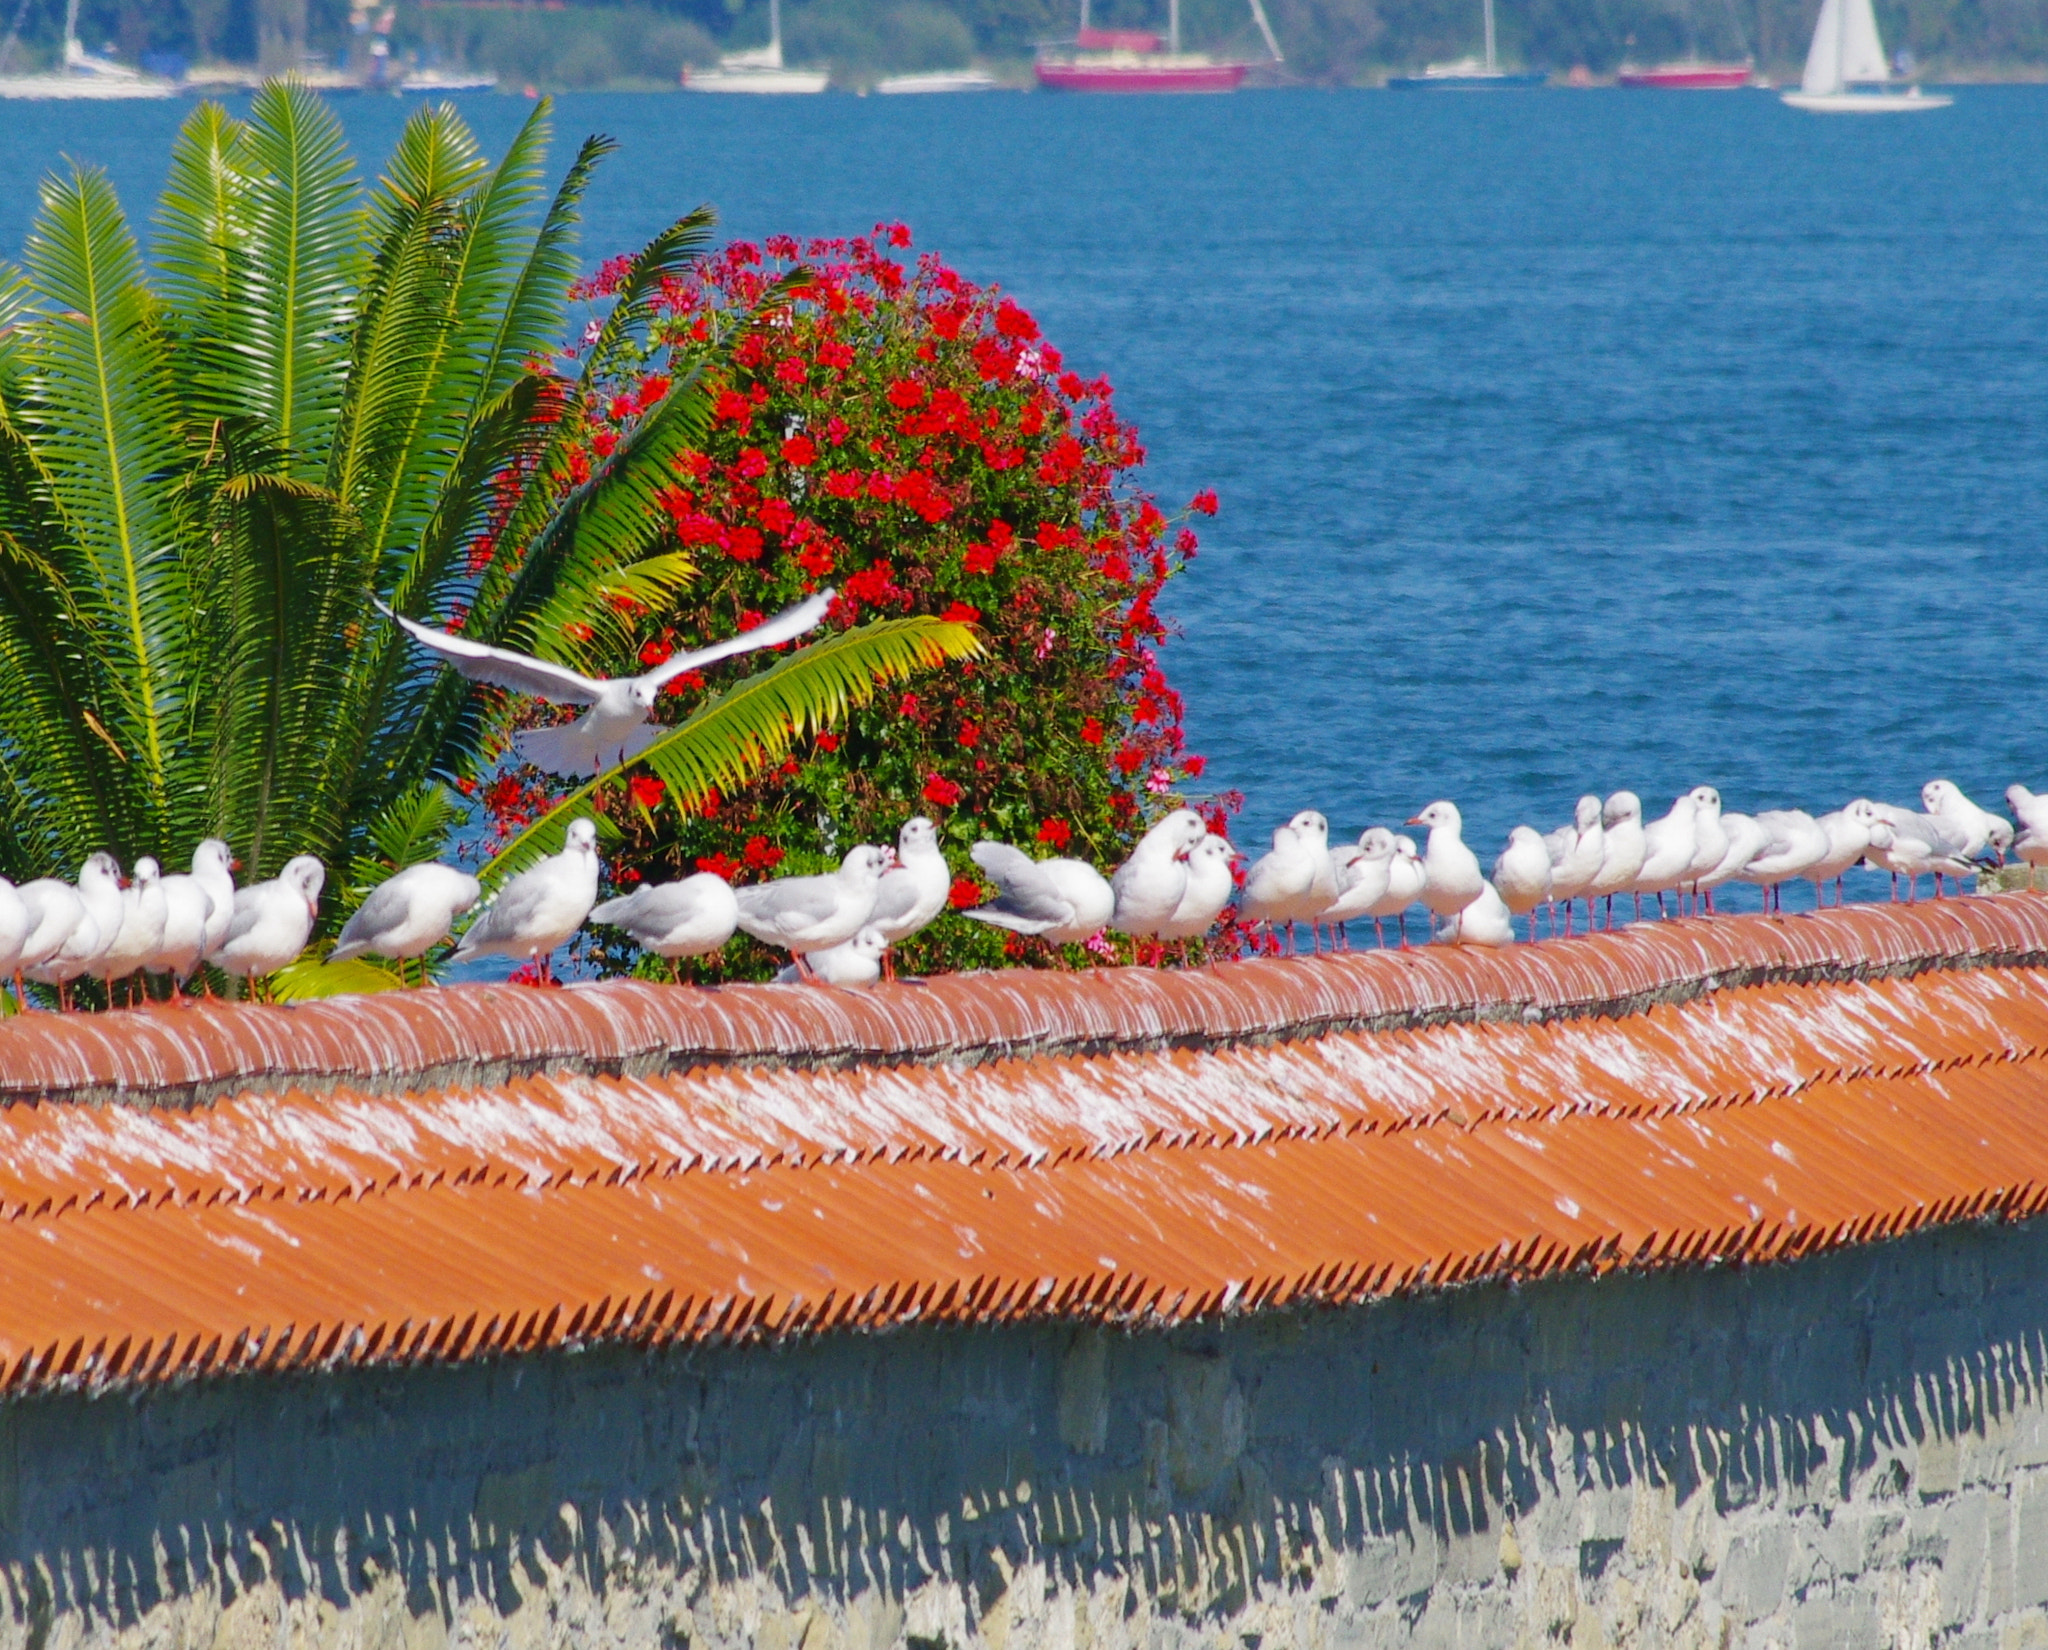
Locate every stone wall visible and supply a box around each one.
[10,1216,2048,1650]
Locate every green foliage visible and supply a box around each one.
[0,84,970,973]
[405,4,719,87]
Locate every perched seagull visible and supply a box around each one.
[865,816,952,978]
[1156,834,1236,944]
[1740,810,1830,911]
[0,880,28,997]
[1543,796,1604,937]
[453,821,599,981]
[149,854,219,998]
[1868,803,1977,899]
[589,872,739,979]
[31,854,123,1007]
[331,863,484,982]
[1698,809,1768,912]
[734,844,892,974]
[1110,809,1208,939]
[1809,800,1883,907]
[1922,780,2011,863]
[381,591,835,778]
[1407,801,1484,925]
[2008,784,2048,868]
[14,878,87,1005]
[1634,792,1701,917]
[211,855,326,989]
[1681,788,1728,915]
[1367,834,1428,949]
[191,839,237,961]
[776,926,888,987]
[1492,826,1553,942]
[1589,792,1647,927]
[1239,812,1338,952]
[964,842,1116,948]
[1322,829,1397,947]
[97,857,167,995]
[1435,879,1516,948]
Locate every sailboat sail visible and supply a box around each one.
[1801,0,1888,92]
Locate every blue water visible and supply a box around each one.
[6,87,2046,910]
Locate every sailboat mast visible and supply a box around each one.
[768,0,782,64]
[1482,0,1495,70]
[1078,0,1089,32]
[63,0,79,64]
[1169,0,1179,52]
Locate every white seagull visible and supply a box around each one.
[734,843,893,973]
[1492,826,1553,942]
[2008,784,2048,868]
[1407,801,1484,926]
[1543,795,1604,936]
[31,854,123,1007]
[963,842,1116,948]
[1739,810,1830,911]
[1157,833,1237,944]
[1367,834,1428,949]
[1435,879,1516,948]
[1808,800,1883,907]
[1922,780,2010,864]
[0,880,28,998]
[1681,788,1728,915]
[1634,792,1701,917]
[776,926,888,987]
[381,591,834,778]
[453,821,600,981]
[1239,811,1338,952]
[589,871,739,978]
[332,863,484,982]
[1323,828,1396,946]
[865,816,952,978]
[98,857,167,995]
[211,855,326,988]
[1589,792,1647,926]
[1110,809,1208,939]
[15,878,87,1005]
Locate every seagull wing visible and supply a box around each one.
[634,590,835,693]
[331,877,415,959]
[964,842,1072,933]
[378,601,607,706]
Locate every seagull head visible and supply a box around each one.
[282,854,327,918]
[1407,801,1460,832]
[1357,827,1397,860]
[81,852,121,890]
[1602,791,1641,827]
[1285,810,1328,846]
[194,838,233,879]
[1922,778,1957,814]
[1688,786,1722,816]
[897,816,938,856]
[850,926,889,960]
[843,844,892,884]
[564,819,600,857]
[1575,794,1602,831]
[133,857,161,887]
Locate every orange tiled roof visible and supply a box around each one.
[2,896,2047,1394]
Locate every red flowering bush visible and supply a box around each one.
[495,224,1230,979]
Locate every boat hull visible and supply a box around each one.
[1780,87,1950,110]
[874,69,998,92]
[1033,59,1246,91]
[1385,69,1546,88]
[0,73,173,97]
[683,66,829,91]
[1617,63,1750,87]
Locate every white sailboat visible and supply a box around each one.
[1780,0,1948,112]
[0,0,175,97]
[682,0,827,92]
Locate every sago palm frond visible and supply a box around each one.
[18,164,190,812]
[531,549,697,674]
[479,617,983,886]
[153,102,250,323]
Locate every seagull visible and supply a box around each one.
[1698,810,1768,912]
[1407,801,1484,927]
[2009,785,2048,869]
[191,838,237,962]
[149,854,219,998]
[0,880,28,1001]
[1239,811,1338,953]
[210,855,326,991]
[1543,795,1604,936]
[734,843,893,973]
[775,926,888,987]
[14,878,86,1007]
[1322,828,1396,946]
[1367,834,1428,949]
[30,854,122,1008]
[1157,833,1236,945]
[963,842,1116,948]
[1739,810,1829,911]
[1435,879,1516,948]
[1866,807,1974,902]
[1681,788,1728,915]
[589,871,739,979]
[331,863,484,983]
[453,821,599,981]
[1634,792,1701,918]
[865,816,952,978]
[1809,800,1883,907]
[380,591,835,778]
[1589,792,1646,927]
[1110,809,1208,939]
[1492,826,1553,942]
[1922,780,2010,864]
[98,857,167,998]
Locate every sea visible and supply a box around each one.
[4,85,2045,913]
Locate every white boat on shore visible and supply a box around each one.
[874,68,997,92]
[1781,0,1948,111]
[683,0,827,92]
[0,0,175,98]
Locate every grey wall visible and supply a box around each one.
[9,1217,2048,1650]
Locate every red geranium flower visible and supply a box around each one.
[939,602,981,625]
[628,774,666,809]
[782,434,817,467]
[922,774,962,807]
[948,876,982,909]
[696,852,740,880]
[1036,818,1072,849]
[1189,489,1219,516]
[886,379,926,410]
[1080,717,1105,745]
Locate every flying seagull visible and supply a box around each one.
[379,590,836,778]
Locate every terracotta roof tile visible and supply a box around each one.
[3,895,2048,1392]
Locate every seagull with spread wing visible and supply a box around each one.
[379,589,836,778]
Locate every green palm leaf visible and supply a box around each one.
[154,102,250,323]
[479,617,983,887]
[18,163,188,809]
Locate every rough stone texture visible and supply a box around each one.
[10,1217,2048,1650]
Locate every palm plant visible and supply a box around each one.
[0,83,975,927]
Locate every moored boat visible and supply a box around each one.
[1616,60,1751,87]
[1033,0,1280,93]
[1385,0,1543,87]
[684,0,828,92]
[1780,0,1948,110]
[874,68,998,92]
[0,0,174,99]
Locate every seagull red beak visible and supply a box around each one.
[1405,814,1426,826]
